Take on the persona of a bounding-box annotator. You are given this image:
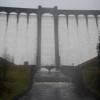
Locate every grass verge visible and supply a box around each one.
[81,58,100,97]
[0,64,31,100]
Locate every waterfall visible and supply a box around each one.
[4,13,37,65]
[0,12,7,57]
[58,14,70,65]
[41,14,55,66]
[27,13,37,65]
[0,11,99,66]
[6,12,17,62]
[87,15,98,59]
[68,15,79,66]
[78,15,90,64]
[15,13,27,65]
[98,15,100,32]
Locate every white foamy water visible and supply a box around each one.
[27,14,37,65]
[41,14,55,66]
[87,15,98,59]
[68,15,80,66]
[15,13,27,64]
[0,12,7,57]
[58,15,71,65]
[0,12,99,66]
[77,15,90,64]
[98,15,100,32]
[5,12,17,62]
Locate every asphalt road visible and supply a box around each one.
[18,68,97,100]
[19,81,96,100]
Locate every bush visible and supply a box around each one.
[0,57,13,99]
[81,58,100,97]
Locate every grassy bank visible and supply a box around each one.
[0,59,32,100]
[81,58,100,97]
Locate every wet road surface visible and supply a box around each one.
[18,69,97,100]
[19,82,96,100]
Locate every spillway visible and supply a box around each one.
[58,14,70,65]
[26,13,37,65]
[0,6,99,66]
[6,12,17,62]
[0,12,7,57]
[41,14,55,66]
[15,13,27,64]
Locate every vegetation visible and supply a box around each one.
[0,58,31,100]
[82,58,100,97]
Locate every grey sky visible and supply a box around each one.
[0,0,100,10]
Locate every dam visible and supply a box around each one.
[0,6,99,67]
[0,6,100,100]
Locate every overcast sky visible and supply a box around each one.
[0,0,100,10]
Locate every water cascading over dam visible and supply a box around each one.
[0,6,99,66]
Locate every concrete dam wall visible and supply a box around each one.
[0,6,99,66]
